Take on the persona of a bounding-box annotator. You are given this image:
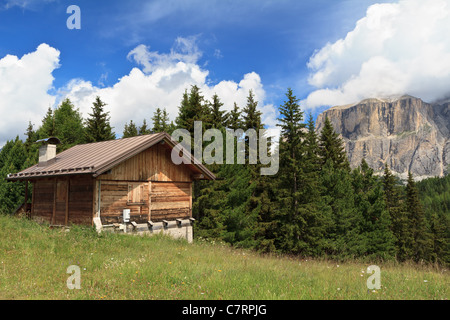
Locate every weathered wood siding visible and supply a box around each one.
[32,175,93,226]
[150,182,191,222]
[96,143,194,224]
[99,181,150,224]
[98,181,192,224]
[69,176,94,225]
[97,143,193,182]
[32,178,54,223]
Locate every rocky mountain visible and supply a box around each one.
[316,95,450,180]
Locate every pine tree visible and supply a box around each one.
[352,160,396,260]
[123,120,138,138]
[161,109,172,133]
[405,172,433,262]
[383,164,411,261]
[138,119,152,135]
[209,93,229,129]
[300,114,331,256]
[84,96,116,142]
[53,98,85,150]
[38,107,56,139]
[242,90,263,132]
[152,108,163,133]
[152,108,171,133]
[175,86,210,135]
[275,88,306,253]
[428,210,450,265]
[228,103,242,131]
[24,121,36,151]
[0,137,28,214]
[316,116,355,257]
[416,174,450,265]
[303,114,321,175]
[318,158,356,257]
[318,116,349,171]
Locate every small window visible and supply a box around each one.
[127,183,144,205]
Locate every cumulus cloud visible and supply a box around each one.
[0,43,60,145]
[0,38,277,146]
[303,0,450,108]
[62,37,275,137]
[127,36,203,73]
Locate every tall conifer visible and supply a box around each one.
[318,116,349,171]
[405,172,433,262]
[84,96,115,142]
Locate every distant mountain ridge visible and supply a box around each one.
[316,95,450,180]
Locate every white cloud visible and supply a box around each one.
[0,38,276,146]
[62,37,275,136]
[127,36,202,73]
[304,0,450,108]
[0,43,60,145]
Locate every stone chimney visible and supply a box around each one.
[36,137,61,167]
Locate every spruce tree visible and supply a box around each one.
[161,109,172,133]
[242,90,263,132]
[138,119,152,135]
[152,108,163,133]
[24,122,36,150]
[209,93,229,129]
[405,172,433,262]
[301,114,330,256]
[383,164,411,261]
[318,116,349,171]
[0,137,28,214]
[123,120,138,138]
[228,103,242,131]
[53,98,85,150]
[316,116,355,256]
[175,86,210,135]
[38,107,56,139]
[275,88,306,253]
[352,160,395,260]
[428,210,450,265]
[303,114,321,175]
[84,96,115,142]
[152,108,172,133]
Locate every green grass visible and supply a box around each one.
[0,215,448,300]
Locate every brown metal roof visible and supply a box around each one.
[6,133,216,181]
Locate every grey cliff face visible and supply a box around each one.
[316,96,450,180]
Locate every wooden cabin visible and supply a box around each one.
[6,133,215,241]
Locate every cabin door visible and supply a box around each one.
[149,182,192,222]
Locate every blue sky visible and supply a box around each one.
[0,1,383,91]
[1,0,449,145]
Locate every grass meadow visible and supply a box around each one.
[0,215,448,300]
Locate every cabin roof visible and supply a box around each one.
[7,132,216,181]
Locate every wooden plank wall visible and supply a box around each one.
[99,181,149,224]
[68,176,94,225]
[95,143,195,224]
[98,181,192,224]
[32,179,54,223]
[97,144,193,182]
[31,175,93,226]
[150,182,191,222]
